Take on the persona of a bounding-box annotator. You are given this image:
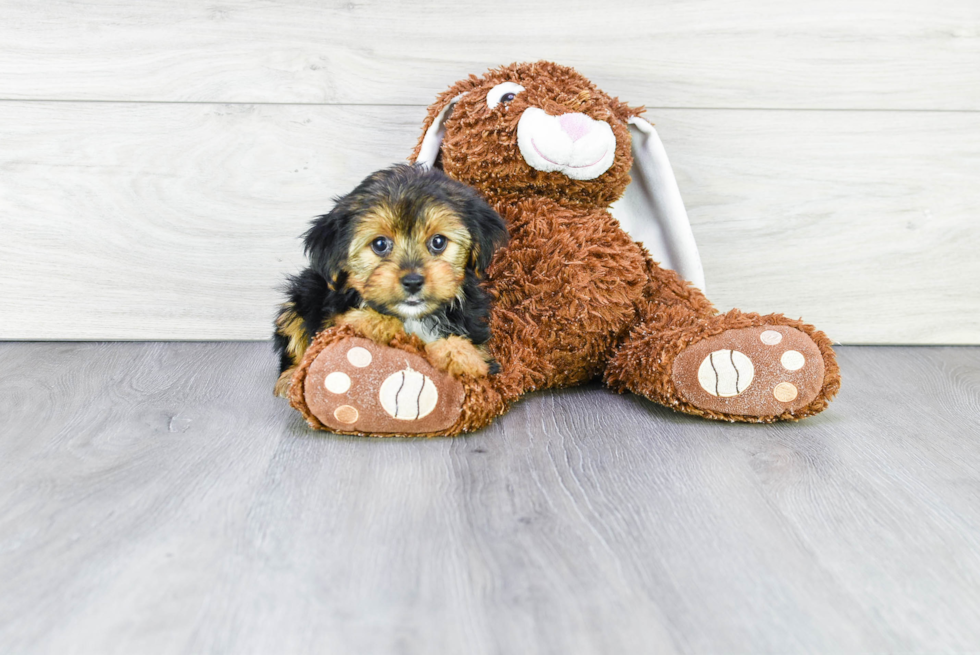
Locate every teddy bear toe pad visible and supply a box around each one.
[672,326,825,418]
[304,337,464,435]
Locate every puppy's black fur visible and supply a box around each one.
[274,164,508,378]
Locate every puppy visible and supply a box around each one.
[274,164,508,397]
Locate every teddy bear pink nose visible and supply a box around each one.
[558,113,593,142]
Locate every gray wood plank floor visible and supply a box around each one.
[1,342,979,654]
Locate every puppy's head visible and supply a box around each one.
[304,164,507,319]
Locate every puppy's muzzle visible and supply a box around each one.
[401,272,425,294]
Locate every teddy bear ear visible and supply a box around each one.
[610,115,706,291]
[414,93,465,169]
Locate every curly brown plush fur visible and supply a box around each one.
[287,61,840,435]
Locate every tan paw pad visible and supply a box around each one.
[379,367,439,420]
[673,326,825,418]
[773,382,798,403]
[760,330,783,345]
[780,350,805,371]
[334,405,359,424]
[324,371,352,394]
[697,350,754,397]
[303,338,464,435]
[346,347,372,367]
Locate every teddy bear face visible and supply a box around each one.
[432,62,641,209]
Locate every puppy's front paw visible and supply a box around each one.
[337,308,405,345]
[425,336,491,378]
[274,367,296,398]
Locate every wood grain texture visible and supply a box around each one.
[669,108,980,344]
[0,101,426,340]
[0,0,978,110]
[1,342,979,654]
[1,102,977,343]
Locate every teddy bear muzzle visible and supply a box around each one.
[516,107,617,180]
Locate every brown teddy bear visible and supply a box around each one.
[285,61,840,436]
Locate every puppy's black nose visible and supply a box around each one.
[401,273,425,294]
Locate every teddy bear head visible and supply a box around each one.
[411,61,706,290]
[411,61,643,208]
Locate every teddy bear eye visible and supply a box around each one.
[427,234,448,254]
[486,82,525,110]
[370,236,392,256]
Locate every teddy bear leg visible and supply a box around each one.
[287,325,508,437]
[604,275,840,422]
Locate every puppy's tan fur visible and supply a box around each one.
[346,202,472,317]
[336,308,404,345]
[340,308,493,378]
[274,307,311,397]
[425,336,491,378]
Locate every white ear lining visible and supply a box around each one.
[610,116,706,291]
[415,94,465,169]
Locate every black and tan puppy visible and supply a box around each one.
[274,164,508,397]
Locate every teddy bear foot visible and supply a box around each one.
[301,337,465,435]
[671,325,827,420]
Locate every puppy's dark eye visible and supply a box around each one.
[370,236,392,256]
[428,234,448,254]
[501,92,516,103]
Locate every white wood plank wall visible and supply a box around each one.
[1,0,978,343]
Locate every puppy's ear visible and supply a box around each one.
[303,196,356,283]
[462,193,508,274]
